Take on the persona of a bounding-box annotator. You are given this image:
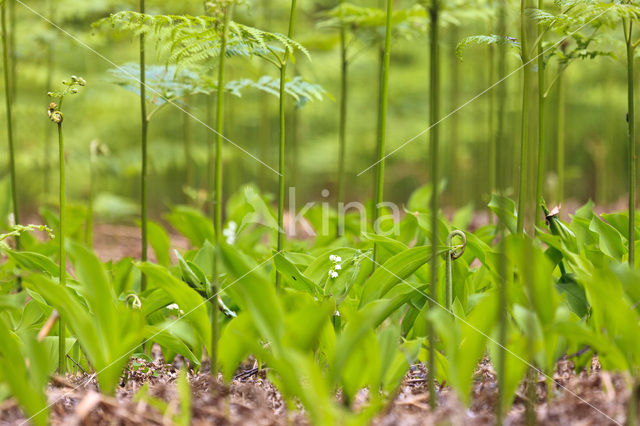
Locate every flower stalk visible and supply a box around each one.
[336,0,348,237]
[535,0,546,227]
[517,0,531,235]
[211,0,235,378]
[427,0,440,410]
[372,0,393,266]
[48,75,86,373]
[1,2,19,254]
[139,0,149,291]
[623,18,636,267]
[275,0,298,290]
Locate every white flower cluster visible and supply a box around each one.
[328,254,342,279]
[166,303,184,315]
[223,221,237,244]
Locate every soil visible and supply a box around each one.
[0,356,630,425]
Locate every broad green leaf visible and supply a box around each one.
[176,250,206,293]
[176,368,192,426]
[332,287,424,383]
[589,215,626,260]
[25,273,145,395]
[142,288,175,317]
[0,326,49,426]
[218,243,284,346]
[488,329,529,415]
[68,242,117,344]
[360,245,445,307]
[0,293,26,312]
[274,251,318,294]
[166,205,215,247]
[283,294,334,352]
[4,250,59,277]
[192,240,215,277]
[556,274,589,318]
[147,220,171,266]
[488,194,517,235]
[218,313,257,381]
[138,262,212,358]
[149,327,200,366]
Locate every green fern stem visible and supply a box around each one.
[556,68,565,204]
[211,3,234,378]
[488,11,496,221]
[139,0,149,291]
[258,0,272,192]
[372,0,393,267]
[276,43,287,291]
[427,0,440,411]
[336,0,348,237]
[1,3,19,253]
[276,0,298,290]
[206,95,215,208]
[7,0,14,100]
[624,19,636,267]
[183,100,193,197]
[523,240,538,426]
[517,0,530,235]
[449,27,460,207]
[495,0,508,422]
[43,0,55,197]
[57,119,66,374]
[86,154,94,247]
[534,0,545,228]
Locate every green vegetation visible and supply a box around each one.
[0,0,639,424]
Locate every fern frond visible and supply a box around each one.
[318,3,427,41]
[108,64,327,108]
[94,12,311,69]
[456,35,520,60]
[237,76,329,107]
[108,63,213,106]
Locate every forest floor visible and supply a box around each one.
[3,200,633,425]
[0,356,629,425]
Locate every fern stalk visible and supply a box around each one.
[211,2,234,377]
[56,108,66,374]
[290,95,300,185]
[517,0,531,235]
[43,0,55,196]
[139,0,149,291]
[183,100,193,198]
[207,95,215,208]
[495,0,508,421]
[1,2,19,252]
[449,27,461,207]
[372,0,393,267]
[624,18,636,267]
[427,0,440,411]
[86,152,94,247]
[488,10,496,218]
[336,0,348,237]
[7,0,14,99]
[534,0,545,227]
[258,0,272,191]
[556,68,565,204]
[276,0,298,290]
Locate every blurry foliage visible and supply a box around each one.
[1,0,637,211]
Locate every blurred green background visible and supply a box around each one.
[1,0,637,223]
